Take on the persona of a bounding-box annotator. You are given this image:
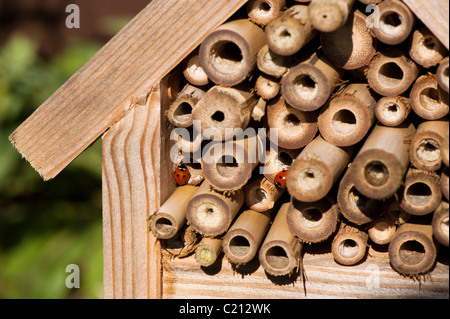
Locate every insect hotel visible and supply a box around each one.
[9,0,449,299]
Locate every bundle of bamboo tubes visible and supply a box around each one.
[151,0,449,281]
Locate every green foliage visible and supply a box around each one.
[0,34,103,299]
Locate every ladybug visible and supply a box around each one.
[173,164,191,186]
[274,169,288,189]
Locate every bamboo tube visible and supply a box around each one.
[263,147,300,184]
[245,177,285,212]
[199,19,266,86]
[166,84,205,128]
[350,122,416,200]
[410,75,449,120]
[223,209,272,265]
[366,49,420,96]
[409,27,448,69]
[375,95,411,127]
[384,198,411,225]
[388,222,438,277]
[432,201,449,247]
[182,50,210,87]
[368,216,397,245]
[331,220,369,266]
[259,203,302,276]
[321,10,376,70]
[308,0,355,33]
[195,237,223,267]
[318,83,377,147]
[441,133,449,167]
[252,98,267,122]
[186,182,245,237]
[286,135,352,202]
[257,45,294,78]
[370,0,415,45]
[410,120,449,171]
[337,169,383,225]
[255,74,281,100]
[287,196,340,243]
[437,57,449,93]
[399,169,442,216]
[201,133,261,192]
[149,185,199,239]
[265,5,317,56]
[192,85,258,141]
[442,167,449,201]
[281,52,343,111]
[266,96,318,149]
[247,0,286,26]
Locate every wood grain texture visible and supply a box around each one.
[162,245,449,299]
[402,0,449,49]
[9,0,248,181]
[102,80,175,299]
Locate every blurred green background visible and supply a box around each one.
[0,0,148,299]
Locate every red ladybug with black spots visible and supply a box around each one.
[173,164,191,186]
[274,169,288,189]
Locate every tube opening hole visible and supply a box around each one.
[406,182,432,206]
[284,113,301,127]
[399,240,425,265]
[155,218,173,234]
[217,155,239,178]
[212,111,225,123]
[278,152,293,167]
[338,239,359,258]
[380,11,403,35]
[265,246,289,269]
[259,1,271,12]
[378,62,404,87]
[332,109,357,135]
[416,139,440,163]
[364,161,389,187]
[299,168,321,190]
[301,208,323,228]
[419,87,440,110]
[229,236,251,257]
[348,187,368,210]
[211,41,243,73]
[424,37,436,49]
[294,74,318,101]
[174,102,193,122]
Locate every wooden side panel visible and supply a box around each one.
[9,0,248,181]
[102,81,175,299]
[402,0,449,49]
[162,247,449,299]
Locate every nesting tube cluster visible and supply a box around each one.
[153,0,449,280]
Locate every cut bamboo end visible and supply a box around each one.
[195,237,223,267]
[259,203,302,276]
[245,177,284,212]
[321,10,376,70]
[265,5,316,56]
[441,134,449,167]
[223,210,272,265]
[410,120,449,171]
[192,86,257,141]
[375,95,411,127]
[437,57,449,93]
[286,136,352,202]
[266,96,318,149]
[331,220,368,266]
[308,0,355,33]
[263,147,300,183]
[287,196,340,243]
[255,74,281,100]
[410,75,449,120]
[388,222,437,277]
[202,134,261,192]
[186,182,245,237]
[384,198,411,225]
[366,49,420,96]
[399,169,442,216]
[371,0,415,45]
[247,0,286,26]
[442,167,449,201]
[318,83,377,147]
[409,27,448,69]
[350,122,416,200]
[337,169,383,225]
[257,45,293,78]
[432,201,449,247]
[149,185,199,239]
[282,52,343,111]
[182,50,210,87]
[199,19,266,86]
[166,84,205,128]
[369,216,397,245]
